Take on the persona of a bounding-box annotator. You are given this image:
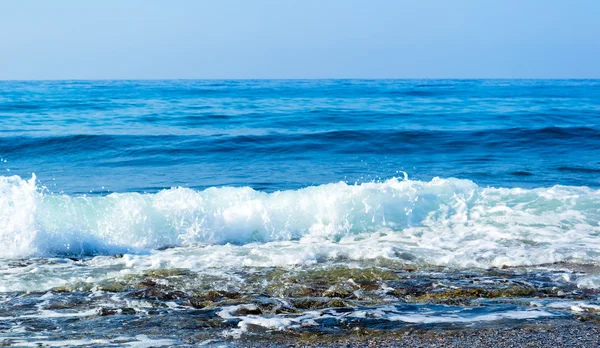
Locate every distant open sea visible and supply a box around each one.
[1,80,600,346]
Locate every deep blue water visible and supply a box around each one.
[1,79,599,194]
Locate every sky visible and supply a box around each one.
[1,0,599,79]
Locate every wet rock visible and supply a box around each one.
[322,285,354,299]
[389,287,427,298]
[235,306,263,316]
[98,308,118,316]
[98,282,130,293]
[120,307,137,315]
[98,307,137,316]
[404,285,542,304]
[131,287,186,300]
[45,299,85,310]
[185,290,244,309]
[278,284,319,298]
[192,290,241,301]
[138,279,157,287]
[142,268,192,278]
[484,286,535,298]
[186,298,211,309]
[292,297,348,310]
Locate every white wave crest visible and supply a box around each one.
[1,174,600,268]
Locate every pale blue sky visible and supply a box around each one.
[1,0,599,79]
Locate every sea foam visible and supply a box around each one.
[1,174,599,268]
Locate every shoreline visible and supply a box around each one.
[233,319,600,347]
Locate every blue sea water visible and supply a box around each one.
[2,80,600,345]
[1,79,599,194]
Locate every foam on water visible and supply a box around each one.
[4,336,177,347]
[1,174,600,270]
[217,304,559,338]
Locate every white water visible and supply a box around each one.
[1,173,600,270]
[217,304,558,338]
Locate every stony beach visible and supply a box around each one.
[235,320,600,347]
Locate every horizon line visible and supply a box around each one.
[1,77,600,82]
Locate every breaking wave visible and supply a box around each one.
[1,174,599,268]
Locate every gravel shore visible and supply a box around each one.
[233,320,600,347]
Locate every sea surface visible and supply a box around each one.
[1,80,600,346]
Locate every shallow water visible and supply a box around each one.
[1,80,600,346]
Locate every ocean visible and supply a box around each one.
[1,79,600,346]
